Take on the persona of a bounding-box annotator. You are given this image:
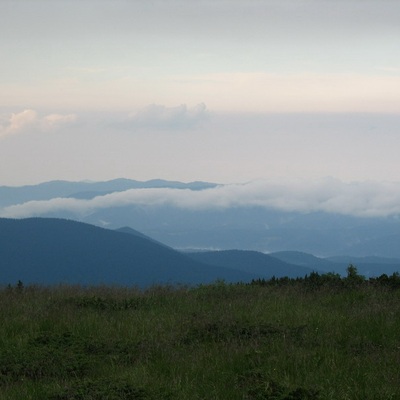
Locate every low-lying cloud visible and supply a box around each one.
[0,109,77,138]
[2,179,400,219]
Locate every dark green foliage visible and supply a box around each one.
[251,266,400,290]
[48,379,147,400]
[237,369,320,400]
[180,316,307,347]
[181,320,283,345]
[344,264,365,287]
[72,295,147,311]
[0,332,89,382]
[0,279,400,399]
[371,271,400,288]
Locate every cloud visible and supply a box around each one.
[125,103,208,131]
[41,113,77,131]
[0,109,38,136]
[0,109,77,138]
[3,179,400,219]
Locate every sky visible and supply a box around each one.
[1,0,400,194]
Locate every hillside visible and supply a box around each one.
[269,251,343,273]
[271,251,400,277]
[325,255,400,277]
[115,226,170,248]
[0,218,254,286]
[186,250,319,278]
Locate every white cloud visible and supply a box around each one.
[41,113,77,131]
[125,103,208,130]
[0,109,38,136]
[0,109,77,138]
[3,179,400,219]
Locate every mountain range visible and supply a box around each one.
[0,178,217,208]
[2,179,400,264]
[1,217,399,287]
[0,218,254,286]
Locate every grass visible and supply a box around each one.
[0,275,400,399]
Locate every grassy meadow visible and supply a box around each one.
[1,272,400,399]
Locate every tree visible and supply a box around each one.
[345,264,364,286]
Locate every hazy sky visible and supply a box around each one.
[1,0,400,187]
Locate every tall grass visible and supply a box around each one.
[0,277,399,399]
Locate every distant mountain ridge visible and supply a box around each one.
[0,178,218,207]
[0,217,253,287]
[269,251,341,272]
[186,250,320,278]
[1,218,399,286]
[2,179,400,259]
[270,251,400,277]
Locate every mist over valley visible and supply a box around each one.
[1,179,400,286]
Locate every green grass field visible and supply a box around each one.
[1,274,400,399]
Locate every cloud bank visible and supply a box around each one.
[0,109,77,138]
[125,103,208,131]
[3,179,400,219]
